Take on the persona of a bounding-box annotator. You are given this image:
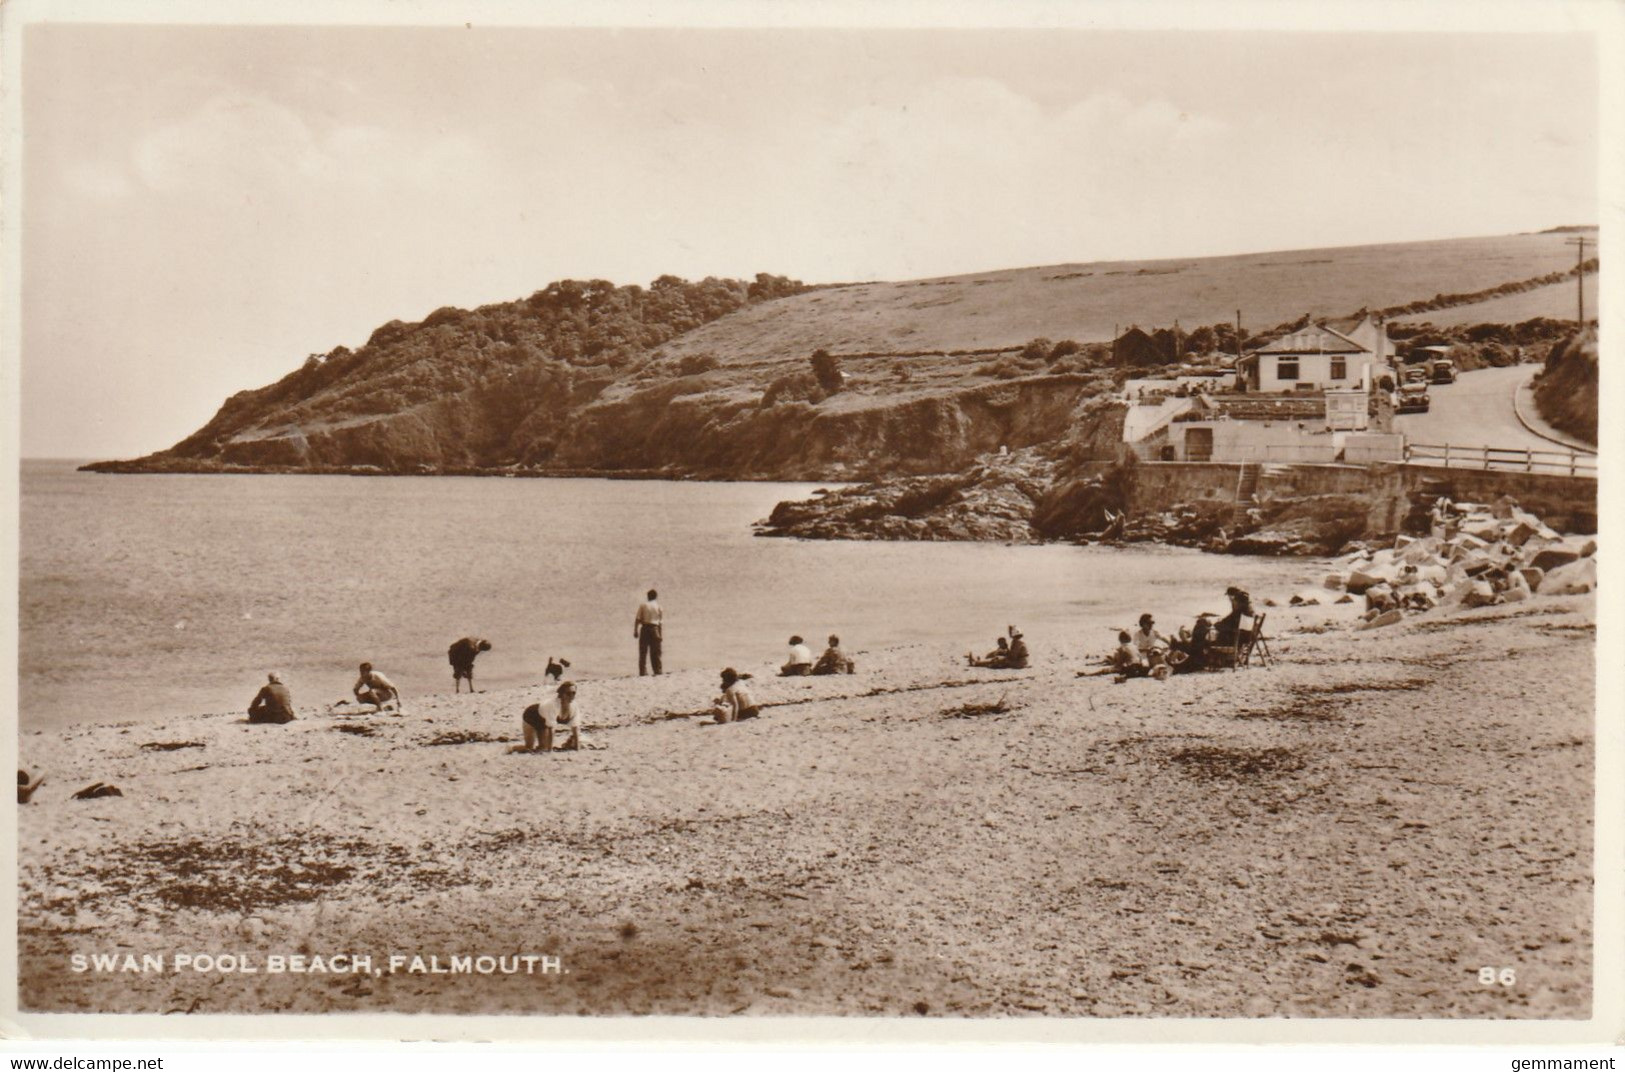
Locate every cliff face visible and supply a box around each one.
[1532,331,1598,446]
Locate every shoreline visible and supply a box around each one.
[17,591,1596,1017]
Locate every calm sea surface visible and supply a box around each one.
[18,460,1319,729]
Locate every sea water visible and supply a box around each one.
[18,460,1318,729]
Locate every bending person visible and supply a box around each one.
[448,637,492,693]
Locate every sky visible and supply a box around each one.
[16,18,1603,459]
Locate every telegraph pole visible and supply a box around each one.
[1565,236,1588,326]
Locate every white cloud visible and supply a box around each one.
[124,92,490,202]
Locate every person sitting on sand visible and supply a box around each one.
[812,635,854,675]
[515,680,582,752]
[1005,629,1030,668]
[1170,614,1215,672]
[448,637,492,693]
[1131,614,1172,659]
[18,769,45,805]
[711,668,761,724]
[1111,631,1148,677]
[781,636,814,676]
[968,636,1009,667]
[247,672,296,724]
[352,662,402,712]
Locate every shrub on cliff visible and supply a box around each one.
[810,349,845,393]
[678,353,721,376]
[762,370,824,407]
[1021,337,1055,362]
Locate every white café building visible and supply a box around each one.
[1238,317,1394,394]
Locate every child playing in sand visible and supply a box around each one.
[515,680,582,752]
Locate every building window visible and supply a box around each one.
[1330,357,1347,379]
[1276,357,1299,381]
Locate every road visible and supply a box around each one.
[1391,363,1558,454]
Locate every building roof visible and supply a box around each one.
[1255,323,1370,356]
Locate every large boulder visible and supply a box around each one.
[1541,557,1597,595]
[1529,547,1581,573]
[1346,568,1389,594]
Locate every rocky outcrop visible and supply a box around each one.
[756,451,1057,541]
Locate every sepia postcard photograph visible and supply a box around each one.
[2,0,1619,1047]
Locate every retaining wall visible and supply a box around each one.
[1122,461,1596,535]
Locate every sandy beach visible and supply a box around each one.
[17,591,1594,1019]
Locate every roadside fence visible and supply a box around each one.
[1405,442,1596,477]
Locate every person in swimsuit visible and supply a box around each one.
[518,680,582,752]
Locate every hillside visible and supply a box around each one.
[89,231,1595,482]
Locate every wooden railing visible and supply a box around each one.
[1405,442,1597,477]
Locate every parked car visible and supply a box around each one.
[1397,381,1431,413]
[1402,365,1430,385]
[1430,359,1457,384]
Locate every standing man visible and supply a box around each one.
[447,637,492,693]
[635,589,663,676]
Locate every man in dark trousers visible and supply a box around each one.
[447,637,492,693]
[247,672,296,724]
[635,589,663,676]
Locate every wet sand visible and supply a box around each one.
[16,593,1594,1019]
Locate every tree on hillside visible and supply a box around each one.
[1047,339,1081,362]
[1183,325,1217,355]
[1021,337,1055,362]
[810,349,845,393]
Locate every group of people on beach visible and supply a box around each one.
[1102,586,1257,680]
[967,626,1030,669]
[244,661,404,725]
[228,587,866,752]
[780,635,856,676]
[20,580,1271,804]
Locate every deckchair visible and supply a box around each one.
[1238,614,1272,668]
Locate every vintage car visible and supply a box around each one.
[1430,359,1457,384]
[1396,380,1432,413]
